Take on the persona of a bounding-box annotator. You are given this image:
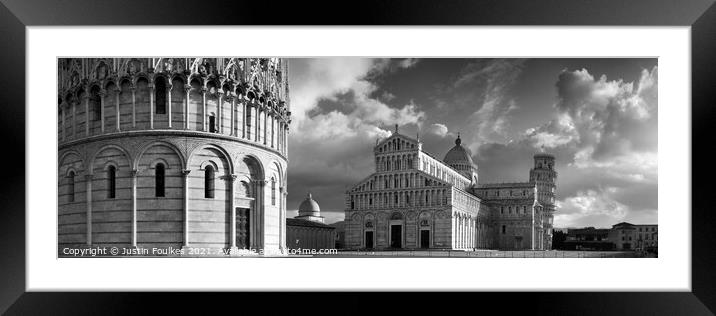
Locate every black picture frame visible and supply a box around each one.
[1,0,715,314]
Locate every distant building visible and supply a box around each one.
[560,222,658,251]
[286,193,335,251]
[563,227,614,250]
[609,222,658,251]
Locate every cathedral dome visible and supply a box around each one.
[443,135,475,167]
[298,193,321,217]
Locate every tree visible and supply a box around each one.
[552,230,567,250]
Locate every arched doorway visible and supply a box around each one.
[389,212,404,249]
[364,214,375,249]
[418,212,432,249]
[235,156,264,249]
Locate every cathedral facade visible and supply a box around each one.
[57,58,291,256]
[344,126,556,251]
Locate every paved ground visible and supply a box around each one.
[312,250,654,258]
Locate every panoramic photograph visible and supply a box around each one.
[56,57,658,258]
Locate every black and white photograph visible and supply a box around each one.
[4,0,713,311]
[57,57,658,258]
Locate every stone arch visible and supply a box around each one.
[102,160,120,171]
[271,160,285,188]
[188,77,203,130]
[132,74,150,87]
[103,78,118,91]
[89,144,132,247]
[188,74,203,86]
[206,78,220,94]
[117,79,133,130]
[59,150,85,206]
[199,160,219,171]
[188,144,233,175]
[134,76,150,129]
[90,144,131,175]
[75,86,86,102]
[186,144,233,248]
[266,161,282,207]
[235,84,246,97]
[236,154,264,181]
[59,150,85,175]
[103,81,118,131]
[134,142,185,251]
[87,84,102,132]
[148,158,170,169]
[154,75,169,117]
[170,76,186,128]
[134,141,186,171]
[221,82,232,95]
[170,72,188,86]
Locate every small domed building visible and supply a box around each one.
[57,58,291,256]
[286,193,335,252]
[296,193,325,223]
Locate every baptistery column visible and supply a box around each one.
[228,174,238,253]
[202,87,207,132]
[149,82,155,129]
[230,95,236,136]
[242,101,247,139]
[182,169,191,247]
[81,94,89,136]
[131,169,138,247]
[131,86,137,128]
[60,105,65,141]
[99,89,106,134]
[167,82,173,128]
[85,173,93,245]
[255,107,260,142]
[217,90,224,134]
[115,86,121,131]
[184,85,190,130]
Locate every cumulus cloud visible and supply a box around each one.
[370,58,421,77]
[475,66,658,228]
[553,67,658,161]
[285,59,658,227]
[286,58,425,219]
[554,188,628,227]
[427,123,449,137]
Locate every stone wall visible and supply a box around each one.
[286,225,335,251]
[58,128,288,255]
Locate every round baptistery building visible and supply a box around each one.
[57,58,291,256]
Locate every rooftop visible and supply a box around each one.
[475,182,535,188]
[286,218,335,229]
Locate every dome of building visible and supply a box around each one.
[443,134,475,167]
[443,134,479,183]
[298,192,321,217]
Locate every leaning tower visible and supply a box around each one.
[529,153,557,250]
[57,58,291,256]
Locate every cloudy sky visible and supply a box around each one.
[284,58,657,229]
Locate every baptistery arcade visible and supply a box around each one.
[57,58,291,256]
